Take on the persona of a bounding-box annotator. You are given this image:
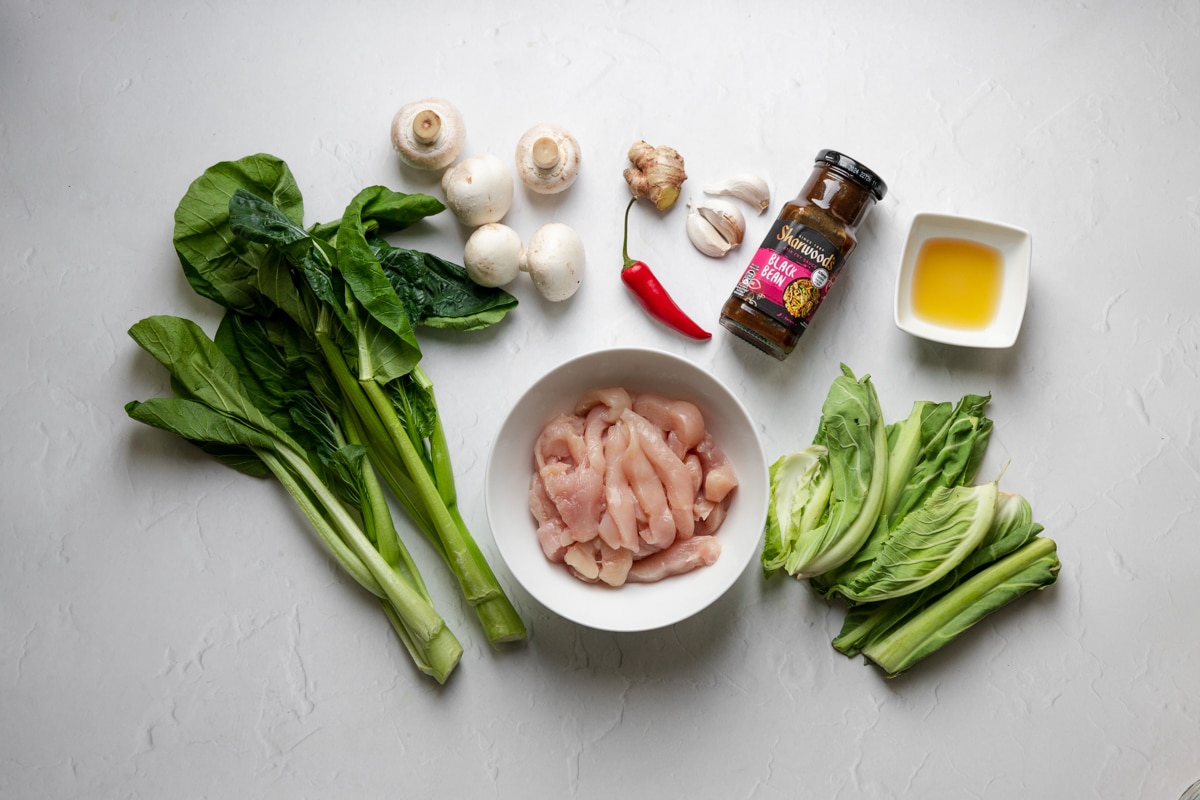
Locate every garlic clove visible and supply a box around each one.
[703,173,771,214]
[686,198,746,258]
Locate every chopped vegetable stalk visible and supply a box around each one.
[861,536,1060,677]
[761,446,828,573]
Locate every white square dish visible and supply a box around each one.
[894,212,1032,348]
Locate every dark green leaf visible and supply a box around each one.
[378,244,518,331]
[359,189,446,232]
[173,154,303,315]
[126,397,277,450]
[128,315,296,450]
[336,187,422,382]
[214,312,298,432]
[228,189,314,260]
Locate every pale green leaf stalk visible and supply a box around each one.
[767,366,888,579]
[126,316,463,683]
[761,446,828,574]
[826,480,998,603]
[832,491,1041,658]
[862,536,1060,677]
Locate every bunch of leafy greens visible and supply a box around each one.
[126,154,526,684]
[762,365,1059,677]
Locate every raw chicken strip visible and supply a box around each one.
[599,420,639,552]
[536,412,604,543]
[621,427,676,548]
[625,536,723,583]
[534,413,587,471]
[695,434,739,502]
[529,474,573,561]
[622,409,696,539]
[632,393,706,451]
[528,386,738,588]
[575,386,633,422]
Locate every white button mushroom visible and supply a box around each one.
[463,223,524,288]
[390,98,465,171]
[520,223,585,302]
[440,153,515,227]
[515,124,581,194]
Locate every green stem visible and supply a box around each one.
[268,443,463,682]
[314,316,524,644]
[343,408,399,564]
[415,365,457,508]
[257,449,383,598]
[863,537,1059,677]
[372,450,442,555]
[361,379,526,644]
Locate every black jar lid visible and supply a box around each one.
[815,149,887,201]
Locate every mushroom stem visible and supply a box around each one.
[412,109,442,145]
[391,98,464,170]
[515,123,581,194]
[531,136,561,170]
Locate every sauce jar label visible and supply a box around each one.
[730,220,844,332]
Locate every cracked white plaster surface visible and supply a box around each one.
[2,1,1200,798]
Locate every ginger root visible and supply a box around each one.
[623,141,687,211]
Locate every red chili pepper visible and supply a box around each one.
[620,197,712,340]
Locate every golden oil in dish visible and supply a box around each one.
[911,237,1002,329]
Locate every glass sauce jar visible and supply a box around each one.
[719,149,887,360]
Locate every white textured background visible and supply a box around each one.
[3,1,1198,797]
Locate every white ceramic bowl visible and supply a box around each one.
[486,347,769,632]
[894,212,1032,348]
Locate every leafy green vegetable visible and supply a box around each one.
[832,491,1045,658]
[762,446,830,573]
[815,394,994,593]
[126,316,462,682]
[861,536,1060,677]
[822,481,998,603]
[129,153,527,682]
[762,365,887,579]
[377,245,518,331]
[173,154,304,317]
[762,366,1059,676]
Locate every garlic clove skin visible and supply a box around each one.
[686,198,746,258]
[703,173,771,215]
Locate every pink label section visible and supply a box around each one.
[738,248,820,305]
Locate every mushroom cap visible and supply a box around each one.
[464,223,523,287]
[515,124,581,195]
[390,97,465,171]
[520,222,585,301]
[440,153,514,227]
